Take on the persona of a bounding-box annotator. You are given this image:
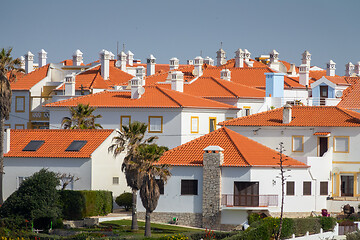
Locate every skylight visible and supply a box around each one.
[65,140,87,152]
[22,140,45,151]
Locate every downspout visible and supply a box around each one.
[307,168,317,212]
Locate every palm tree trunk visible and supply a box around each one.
[0,116,4,205]
[144,210,151,237]
[131,189,138,230]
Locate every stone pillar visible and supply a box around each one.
[202,146,223,230]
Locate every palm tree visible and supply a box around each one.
[137,144,170,237]
[0,47,24,205]
[108,121,157,230]
[61,103,103,129]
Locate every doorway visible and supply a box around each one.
[318,137,328,157]
[341,175,354,197]
[320,86,328,106]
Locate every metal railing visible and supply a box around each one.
[30,111,50,121]
[222,194,278,207]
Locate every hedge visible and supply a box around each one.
[59,190,113,220]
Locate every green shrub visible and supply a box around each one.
[115,192,132,211]
[347,230,360,240]
[0,216,29,230]
[293,217,321,236]
[187,230,237,240]
[0,169,61,229]
[248,213,261,225]
[319,216,336,231]
[59,190,113,220]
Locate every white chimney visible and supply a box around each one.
[345,62,355,76]
[72,49,83,66]
[299,64,310,86]
[355,62,360,76]
[127,51,134,66]
[269,49,280,71]
[204,56,214,66]
[194,56,203,77]
[4,128,10,154]
[220,69,231,81]
[147,54,156,76]
[216,48,226,66]
[244,49,251,62]
[327,60,336,76]
[109,51,115,60]
[235,49,244,68]
[25,51,34,73]
[283,104,292,124]
[302,50,311,67]
[288,63,297,76]
[131,77,144,99]
[99,49,111,80]
[171,71,184,92]
[169,57,179,70]
[117,51,127,71]
[187,60,194,65]
[38,49,47,68]
[135,66,146,85]
[20,56,25,71]
[64,73,76,96]
[247,61,254,67]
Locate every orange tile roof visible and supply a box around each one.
[5,129,113,158]
[338,81,360,110]
[220,106,360,127]
[10,65,50,90]
[61,59,86,66]
[46,85,238,110]
[322,76,351,86]
[313,132,330,136]
[158,127,306,167]
[144,65,195,86]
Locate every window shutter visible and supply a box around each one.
[286,181,295,195]
[303,181,311,195]
[320,182,328,195]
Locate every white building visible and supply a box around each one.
[3,129,128,200]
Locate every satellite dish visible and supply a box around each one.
[138,87,145,95]
[335,91,343,98]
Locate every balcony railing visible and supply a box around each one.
[222,194,278,207]
[30,112,50,121]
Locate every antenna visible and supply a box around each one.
[220,41,223,49]
[117,41,119,56]
[122,43,125,52]
[200,50,202,57]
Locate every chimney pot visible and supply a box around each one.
[64,73,76,96]
[283,104,292,124]
[171,71,184,92]
[38,49,47,68]
[299,64,310,86]
[216,48,226,66]
[326,60,336,76]
[127,51,134,66]
[99,49,111,80]
[220,69,231,81]
[193,56,203,77]
[146,54,156,76]
[170,57,179,70]
[24,51,34,73]
[235,48,244,68]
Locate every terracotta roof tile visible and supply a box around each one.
[5,129,113,158]
[45,85,238,109]
[220,106,360,127]
[10,65,49,90]
[338,80,360,110]
[158,127,306,167]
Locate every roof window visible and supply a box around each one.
[22,140,45,151]
[65,140,87,152]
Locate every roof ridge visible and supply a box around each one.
[220,107,282,125]
[222,128,251,166]
[336,106,360,121]
[155,86,183,107]
[210,77,238,97]
[89,68,102,89]
[45,90,108,107]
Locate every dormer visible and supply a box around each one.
[38,49,47,68]
[169,57,179,70]
[72,49,83,66]
[193,56,203,77]
[127,50,134,66]
[220,69,231,81]
[302,50,311,67]
[216,48,226,66]
[146,54,156,76]
[25,51,34,73]
[235,49,244,68]
[326,60,336,76]
[345,62,354,76]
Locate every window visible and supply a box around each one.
[156,179,164,195]
[292,136,304,152]
[334,136,349,153]
[209,117,216,132]
[191,116,199,133]
[120,116,131,130]
[15,96,25,112]
[320,182,328,196]
[23,140,45,151]
[243,107,251,116]
[65,140,87,151]
[17,176,28,188]
[181,179,198,195]
[303,181,311,195]
[148,116,163,133]
[15,124,25,129]
[286,181,295,195]
[113,177,119,185]
[4,124,10,129]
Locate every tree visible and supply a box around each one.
[137,144,170,237]
[274,142,290,240]
[61,103,103,129]
[108,121,157,230]
[0,47,24,205]
[56,172,80,190]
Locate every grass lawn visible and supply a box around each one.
[99,219,204,238]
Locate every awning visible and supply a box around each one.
[313,132,331,137]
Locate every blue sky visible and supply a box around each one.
[2,0,359,74]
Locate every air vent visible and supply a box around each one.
[65,140,87,152]
[23,140,45,151]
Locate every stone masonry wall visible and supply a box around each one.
[202,151,223,230]
[137,212,203,228]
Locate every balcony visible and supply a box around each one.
[222,194,278,208]
[30,112,50,121]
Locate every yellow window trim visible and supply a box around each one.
[120,116,131,130]
[148,116,163,133]
[209,117,217,132]
[15,96,25,112]
[190,116,199,134]
[226,117,234,120]
[292,135,304,152]
[4,124,11,129]
[15,124,25,129]
[333,136,349,153]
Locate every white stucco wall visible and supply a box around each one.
[6,91,30,129]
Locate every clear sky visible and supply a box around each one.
[2,0,359,74]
